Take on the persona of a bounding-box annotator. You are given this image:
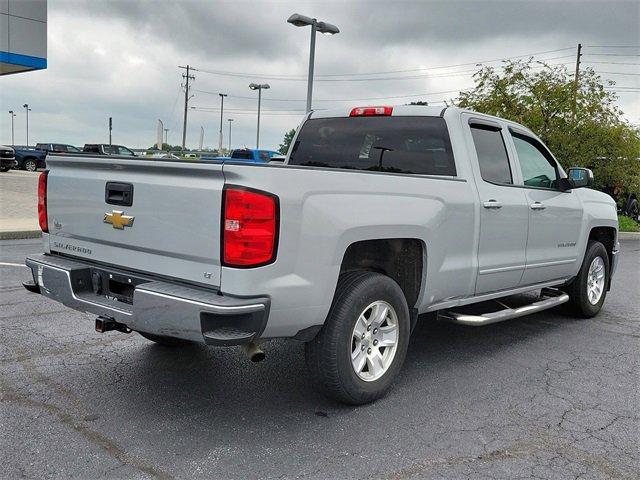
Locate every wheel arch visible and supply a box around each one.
[587,226,616,289]
[339,238,425,310]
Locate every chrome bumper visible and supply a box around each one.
[25,254,270,345]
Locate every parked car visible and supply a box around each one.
[0,145,16,172]
[202,148,281,163]
[83,144,137,156]
[35,143,82,154]
[13,146,47,171]
[25,105,619,405]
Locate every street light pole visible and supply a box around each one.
[8,111,16,146]
[287,13,339,113]
[228,118,234,152]
[23,104,31,146]
[306,22,317,114]
[218,93,227,155]
[249,83,270,148]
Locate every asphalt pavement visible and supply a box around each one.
[1,238,638,480]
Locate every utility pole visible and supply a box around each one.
[228,118,234,152]
[218,93,227,155]
[109,117,112,146]
[179,65,195,150]
[573,43,582,114]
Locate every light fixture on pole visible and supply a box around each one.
[287,13,339,113]
[227,118,234,152]
[249,83,270,148]
[218,93,227,155]
[8,110,16,146]
[23,104,31,146]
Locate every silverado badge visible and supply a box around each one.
[104,210,134,229]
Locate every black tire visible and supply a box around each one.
[23,158,37,172]
[305,271,411,405]
[138,331,193,347]
[626,198,639,222]
[564,240,609,318]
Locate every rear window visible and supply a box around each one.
[231,150,254,159]
[289,116,456,176]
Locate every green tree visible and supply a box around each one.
[456,60,640,197]
[279,129,296,155]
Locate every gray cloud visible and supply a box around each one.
[1,0,638,150]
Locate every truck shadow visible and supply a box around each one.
[107,304,582,426]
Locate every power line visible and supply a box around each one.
[584,45,640,48]
[584,53,640,57]
[583,61,640,66]
[191,47,575,81]
[193,88,467,103]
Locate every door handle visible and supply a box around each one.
[483,200,502,209]
[530,202,546,210]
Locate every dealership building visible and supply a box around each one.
[0,0,47,75]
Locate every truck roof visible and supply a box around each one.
[310,105,446,119]
[308,105,536,137]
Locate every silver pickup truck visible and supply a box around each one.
[24,106,619,404]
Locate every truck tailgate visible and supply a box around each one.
[45,155,224,287]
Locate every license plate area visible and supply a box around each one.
[89,268,148,305]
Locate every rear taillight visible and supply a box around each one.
[37,171,48,232]
[349,106,393,117]
[222,187,278,267]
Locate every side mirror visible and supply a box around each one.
[563,167,594,190]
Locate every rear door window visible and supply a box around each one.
[289,116,456,176]
[469,124,513,185]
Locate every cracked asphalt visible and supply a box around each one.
[1,239,638,480]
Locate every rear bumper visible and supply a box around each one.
[25,253,270,345]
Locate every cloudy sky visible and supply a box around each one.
[1,0,638,150]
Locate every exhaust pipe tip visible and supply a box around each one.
[242,342,265,363]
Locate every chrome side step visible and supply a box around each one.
[438,288,569,326]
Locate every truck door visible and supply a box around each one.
[507,128,583,285]
[464,117,529,294]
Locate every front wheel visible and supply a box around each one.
[305,271,410,405]
[564,240,609,318]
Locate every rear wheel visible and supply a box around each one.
[138,331,193,347]
[23,158,37,172]
[305,271,410,405]
[564,240,609,318]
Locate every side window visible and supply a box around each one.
[470,124,512,185]
[52,144,66,152]
[511,132,558,189]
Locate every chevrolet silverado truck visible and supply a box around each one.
[24,106,619,405]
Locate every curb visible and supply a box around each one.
[619,232,640,241]
[0,230,42,240]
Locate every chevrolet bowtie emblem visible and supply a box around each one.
[104,210,134,229]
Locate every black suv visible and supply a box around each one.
[83,144,137,156]
[35,143,82,154]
